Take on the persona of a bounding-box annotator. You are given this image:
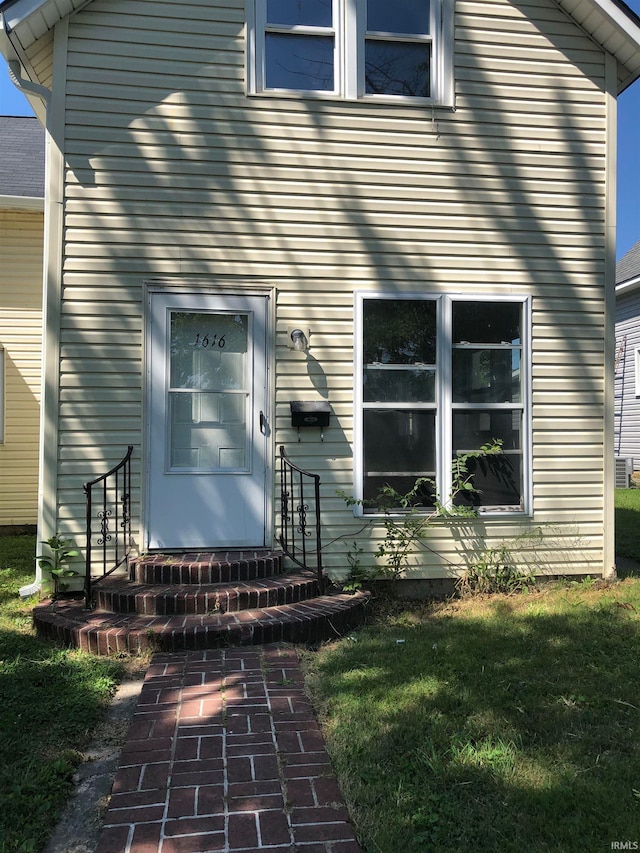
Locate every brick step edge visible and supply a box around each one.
[94,572,320,616]
[33,592,371,655]
[130,551,285,585]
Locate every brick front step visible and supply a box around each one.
[32,591,370,655]
[95,571,320,616]
[130,550,284,585]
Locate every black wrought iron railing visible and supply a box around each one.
[278,446,324,590]
[83,445,133,607]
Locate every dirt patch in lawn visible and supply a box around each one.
[43,669,146,853]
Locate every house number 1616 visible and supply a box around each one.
[194,333,226,348]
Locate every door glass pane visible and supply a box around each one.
[265,33,334,90]
[365,40,431,96]
[169,311,249,471]
[453,302,521,345]
[169,392,247,470]
[367,0,430,34]
[363,409,436,506]
[170,312,248,390]
[267,0,332,27]
[453,349,521,403]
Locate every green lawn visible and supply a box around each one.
[615,488,640,565]
[0,535,125,853]
[304,581,640,853]
[1,494,639,852]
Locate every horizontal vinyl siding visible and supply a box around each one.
[0,210,43,525]
[614,293,640,465]
[55,0,608,575]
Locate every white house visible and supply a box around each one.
[3,0,640,606]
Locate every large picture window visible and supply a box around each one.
[249,0,454,105]
[356,295,530,515]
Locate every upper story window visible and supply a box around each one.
[364,0,432,97]
[249,0,454,105]
[263,0,336,92]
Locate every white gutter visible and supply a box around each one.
[598,0,640,40]
[0,194,44,210]
[7,58,50,105]
[615,274,640,295]
[1,0,55,32]
[0,10,48,121]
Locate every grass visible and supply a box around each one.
[304,581,640,853]
[0,534,126,853]
[0,495,638,851]
[615,488,640,564]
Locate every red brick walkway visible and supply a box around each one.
[96,646,362,853]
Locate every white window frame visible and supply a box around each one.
[354,292,532,517]
[248,0,455,106]
[635,347,640,397]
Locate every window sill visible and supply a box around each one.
[358,507,529,520]
[246,88,455,109]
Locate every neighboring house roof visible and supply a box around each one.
[2,0,640,93]
[616,239,640,293]
[0,114,44,209]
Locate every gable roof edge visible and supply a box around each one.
[555,0,640,91]
[2,0,640,93]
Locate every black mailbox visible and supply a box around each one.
[290,401,331,428]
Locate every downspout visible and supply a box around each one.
[6,67,48,595]
[7,59,51,107]
[2,18,61,598]
[603,50,618,579]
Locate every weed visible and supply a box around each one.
[569,575,598,589]
[341,542,382,592]
[339,441,503,586]
[37,534,80,598]
[459,544,535,596]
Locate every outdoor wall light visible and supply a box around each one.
[288,327,310,352]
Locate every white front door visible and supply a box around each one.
[146,291,269,550]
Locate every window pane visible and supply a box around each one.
[364,408,435,483]
[367,0,430,34]
[453,302,521,345]
[365,40,431,97]
[265,33,334,90]
[453,408,523,507]
[453,349,521,403]
[364,366,436,403]
[364,407,436,507]
[364,474,436,507]
[455,454,522,508]
[453,409,522,452]
[267,0,332,27]
[363,299,436,364]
